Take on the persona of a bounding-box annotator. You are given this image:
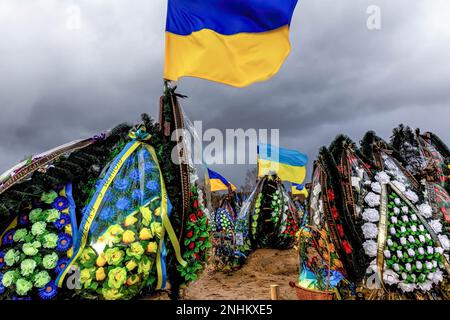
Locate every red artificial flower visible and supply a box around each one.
[194,253,200,260]
[199,237,205,242]
[188,242,195,250]
[193,200,198,209]
[197,210,203,218]
[336,224,344,238]
[331,206,339,220]
[189,214,197,223]
[327,189,335,202]
[205,219,209,227]
[341,240,353,254]
[186,230,193,238]
[190,192,194,197]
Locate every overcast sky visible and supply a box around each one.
[1,0,450,185]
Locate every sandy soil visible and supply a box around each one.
[181,249,299,300]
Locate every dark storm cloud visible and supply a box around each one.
[1,0,449,185]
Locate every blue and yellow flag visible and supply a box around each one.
[258,144,307,184]
[292,182,308,197]
[207,168,237,192]
[164,0,299,87]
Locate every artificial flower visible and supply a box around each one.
[0,251,4,269]
[427,246,434,255]
[79,268,94,288]
[362,223,378,239]
[394,198,401,206]
[99,207,115,221]
[12,228,28,243]
[400,237,407,246]
[115,197,131,211]
[114,178,130,191]
[150,222,162,238]
[55,257,69,275]
[31,221,47,236]
[139,228,153,241]
[429,220,443,234]
[107,267,127,289]
[108,225,124,237]
[363,240,377,257]
[392,180,406,192]
[438,235,450,250]
[29,208,44,223]
[391,217,398,224]
[418,281,433,291]
[146,242,158,254]
[126,242,144,259]
[404,190,419,203]
[383,250,391,259]
[122,230,136,244]
[45,209,61,223]
[96,254,107,267]
[96,267,106,281]
[383,269,400,285]
[124,215,138,227]
[418,204,433,219]
[375,171,390,184]
[5,248,21,265]
[398,282,415,293]
[33,271,51,288]
[16,278,33,296]
[43,252,59,269]
[153,208,160,217]
[126,275,140,286]
[56,233,72,252]
[18,214,29,226]
[2,230,16,246]
[20,259,37,276]
[365,192,381,207]
[371,182,381,194]
[80,247,97,265]
[53,197,69,211]
[2,270,18,287]
[42,233,58,249]
[41,191,58,204]
[146,181,159,192]
[138,257,152,274]
[411,214,418,221]
[54,214,70,230]
[393,207,400,215]
[362,208,379,223]
[126,260,138,272]
[105,248,125,266]
[38,281,58,300]
[102,288,123,300]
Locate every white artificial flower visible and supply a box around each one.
[425,261,433,270]
[425,233,432,240]
[387,239,394,247]
[383,269,400,285]
[401,215,409,222]
[394,198,401,206]
[363,240,378,257]
[438,235,450,250]
[366,259,378,274]
[429,220,443,234]
[365,192,381,207]
[362,222,379,239]
[401,206,409,214]
[427,272,435,281]
[400,226,406,233]
[418,281,433,292]
[427,246,434,255]
[393,263,400,272]
[405,263,412,271]
[416,261,423,270]
[391,217,398,224]
[384,250,391,259]
[411,225,417,233]
[392,180,406,192]
[408,248,415,257]
[375,171,391,184]
[411,214,418,222]
[362,208,380,222]
[397,250,403,259]
[418,204,433,219]
[432,260,438,268]
[401,272,408,280]
[399,282,416,293]
[394,207,400,215]
[418,247,425,255]
[404,189,419,203]
[435,247,444,254]
[419,225,425,232]
[371,182,381,194]
[351,176,361,190]
[400,237,407,245]
[390,227,396,235]
[419,235,426,243]
[433,270,443,284]
[408,235,415,243]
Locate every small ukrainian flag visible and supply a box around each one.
[292,183,309,198]
[164,0,299,87]
[258,144,307,185]
[206,168,237,192]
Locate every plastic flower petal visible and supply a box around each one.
[42,233,58,249]
[41,191,58,204]
[20,259,37,277]
[33,271,51,288]
[31,221,47,236]
[43,252,59,270]
[13,228,28,242]
[29,208,44,223]
[107,267,127,289]
[38,281,58,300]
[54,214,71,230]
[53,196,69,211]
[16,278,33,296]
[44,209,61,223]
[56,233,73,252]
[5,248,21,265]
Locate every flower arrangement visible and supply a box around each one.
[178,185,211,283]
[0,187,74,300]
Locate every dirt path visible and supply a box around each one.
[182,249,299,300]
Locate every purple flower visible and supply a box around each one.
[115,197,131,211]
[18,213,29,226]
[99,207,115,221]
[114,178,130,191]
[54,257,69,275]
[2,229,15,245]
[38,281,58,300]
[56,233,73,252]
[54,214,71,230]
[53,196,69,211]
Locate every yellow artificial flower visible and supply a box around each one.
[124,214,138,227]
[96,254,107,267]
[80,247,96,265]
[126,275,140,286]
[122,230,136,244]
[146,242,158,254]
[104,248,125,266]
[80,268,94,288]
[99,225,124,246]
[154,207,161,217]
[102,288,123,300]
[96,267,106,281]
[140,206,152,226]
[138,257,152,274]
[108,225,124,237]
[107,267,127,289]
[126,242,144,259]
[126,260,138,272]
[150,222,162,239]
[139,228,153,241]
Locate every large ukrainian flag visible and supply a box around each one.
[258,144,307,184]
[164,0,299,87]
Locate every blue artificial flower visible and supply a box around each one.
[54,213,71,230]
[56,233,73,252]
[54,257,69,275]
[114,178,130,191]
[144,162,155,173]
[18,213,29,226]
[0,273,5,295]
[2,229,15,246]
[115,197,131,212]
[125,156,135,167]
[0,251,5,269]
[103,190,114,203]
[99,207,115,221]
[146,180,160,193]
[129,169,141,182]
[53,196,69,211]
[142,148,151,160]
[38,281,58,300]
[131,189,144,202]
